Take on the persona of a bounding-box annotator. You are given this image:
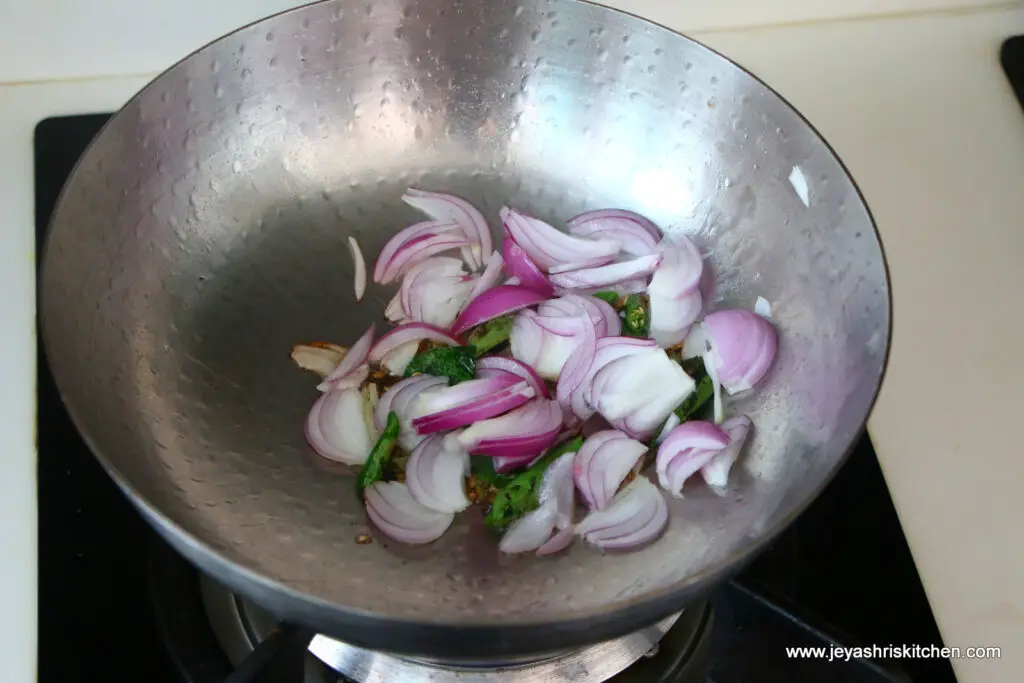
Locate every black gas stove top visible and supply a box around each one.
[1002,36,1024,116]
[35,114,955,683]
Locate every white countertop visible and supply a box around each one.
[2,1,1022,682]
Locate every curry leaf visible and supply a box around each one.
[404,345,476,385]
[470,455,514,488]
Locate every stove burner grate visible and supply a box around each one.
[149,537,715,683]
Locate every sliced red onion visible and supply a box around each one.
[572,279,648,297]
[573,337,658,421]
[655,413,681,445]
[375,374,449,452]
[381,232,473,286]
[491,453,536,473]
[475,356,550,398]
[406,434,471,514]
[499,452,576,555]
[305,385,379,465]
[655,421,729,497]
[650,288,703,348]
[374,220,459,283]
[464,250,505,306]
[547,254,628,274]
[501,236,554,296]
[555,311,597,413]
[703,309,778,394]
[385,290,406,324]
[399,257,466,320]
[450,285,549,335]
[681,324,708,360]
[291,342,347,378]
[700,415,752,489]
[509,296,607,381]
[537,526,576,556]
[578,296,622,338]
[492,452,545,473]
[411,375,535,434]
[375,223,471,285]
[500,206,619,272]
[456,398,562,458]
[403,265,475,328]
[509,310,545,368]
[368,322,461,377]
[536,297,581,315]
[548,253,661,291]
[610,408,666,442]
[533,309,589,336]
[569,209,661,238]
[573,430,648,510]
[647,235,703,300]
[704,346,725,424]
[532,448,579,556]
[347,236,367,302]
[498,501,558,554]
[365,481,454,545]
[592,347,695,439]
[611,278,650,295]
[379,343,420,377]
[317,325,375,392]
[541,294,619,337]
[511,315,580,380]
[566,209,662,257]
[403,188,493,270]
[576,477,668,550]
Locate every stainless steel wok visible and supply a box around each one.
[39,0,891,660]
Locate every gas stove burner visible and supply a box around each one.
[200,571,713,683]
[148,530,713,683]
[148,522,919,683]
[305,619,677,682]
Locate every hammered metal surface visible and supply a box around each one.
[40,0,890,654]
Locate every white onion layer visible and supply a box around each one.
[403,188,493,270]
[375,375,449,452]
[576,477,668,550]
[655,421,729,497]
[700,415,752,489]
[305,386,379,465]
[399,257,475,328]
[509,296,612,382]
[592,347,695,439]
[573,430,648,510]
[365,481,454,545]
[347,236,367,302]
[406,434,471,514]
[291,343,346,378]
[499,452,576,555]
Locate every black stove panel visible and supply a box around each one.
[36,114,954,683]
[1001,36,1024,116]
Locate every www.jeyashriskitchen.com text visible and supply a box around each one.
[786,644,1001,662]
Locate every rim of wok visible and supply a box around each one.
[39,0,893,638]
